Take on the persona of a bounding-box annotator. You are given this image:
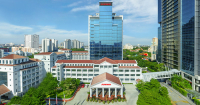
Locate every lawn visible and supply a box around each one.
[49,89,75,99]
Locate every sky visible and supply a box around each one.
[0,0,159,46]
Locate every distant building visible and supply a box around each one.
[123,44,133,50]
[12,47,41,54]
[72,39,80,49]
[72,51,89,60]
[80,42,84,48]
[0,48,9,52]
[150,37,158,61]
[0,50,4,58]
[3,50,32,58]
[64,39,71,49]
[42,38,58,52]
[24,34,39,48]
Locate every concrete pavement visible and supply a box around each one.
[160,82,195,105]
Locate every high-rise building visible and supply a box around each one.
[150,37,158,61]
[80,42,84,48]
[64,39,71,49]
[24,34,39,48]
[72,39,80,49]
[42,38,58,52]
[158,0,200,91]
[89,1,123,60]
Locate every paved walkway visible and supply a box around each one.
[160,82,195,105]
[65,84,139,105]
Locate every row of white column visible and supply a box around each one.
[90,87,123,98]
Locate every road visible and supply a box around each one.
[160,82,195,105]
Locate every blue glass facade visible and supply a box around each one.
[158,0,161,23]
[89,2,123,60]
[0,72,7,86]
[157,26,162,63]
[181,0,195,75]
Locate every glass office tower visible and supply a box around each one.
[158,0,200,91]
[88,1,123,60]
[157,0,162,63]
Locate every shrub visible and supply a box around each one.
[95,99,97,102]
[125,98,127,102]
[93,98,95,102]
[122,99,124,102]
[107,100,110,104]
[99,100,101,103]
[118,99,121,102]
[112,100,114,103]
[87,92,90,94]
[86,98,89,102]
[115,98,117,102]
[103,100,105,104]
[193,97,200,105]
[90,98,92,102]
[123,92,126,95]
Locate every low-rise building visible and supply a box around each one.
[58,49,72,60]
[123,44,133,50]
[0,54,43,99]
[51,57,142,84]
[72,51,89,60]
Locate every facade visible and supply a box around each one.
[89,1,123,60]
[42,38,58,52]
[72,51,89,60]
[123,44,133,50]
[24,34,39,48]
[51,57,142,84]
[64,39,71,49]
[72,39,80,49]
[158,0,200,92]
[150,37,158,61]
[0,54,43,98]
[58,49,72,60]
[3,50,32,58]
[80,42,84,49]
[0,48,9,52]
[12,47,41,54]
[0,50,4,58]
[34,52,67,76]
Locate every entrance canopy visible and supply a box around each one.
[90,72,122,88]
[0,84,11,102]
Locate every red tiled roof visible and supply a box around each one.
[54,52,64,55]
[0,84,11,96]
[91,72,122,86]
[56,57,137,64]
[0,64,15,66]
[72,51,88,53]
[35,52,53,55]
[52,66,56,68]
[64,66,93,68]
[0,54,26,59]
[119,66,140,68]
[29,58,41,62]
[57,60,94,63]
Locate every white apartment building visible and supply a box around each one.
[12,47,41,54]
[42,38,58,52]
[80,42,84,48]
[72,51,89,60]
[24,34,39,48]
[64,39,71,49]
[123,44,133,50]
[150,37,158,61]
[58,49,72,60]
[0,54,43,100]
[34,52,67,77]
[72,39,80,49]
[51,57,142,84]
[3,50,32,58]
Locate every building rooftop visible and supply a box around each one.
[54,52,64,55]
[0,84,11,96]
[91,72,122,86]
[0,54,26,59]
[59,48,71,51]
[35,52,53,55]
[56,57,136,64]
[72,51,88,53]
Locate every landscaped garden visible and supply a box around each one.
[86,95,127,104]
[136,78,172,105]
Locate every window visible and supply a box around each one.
[136,70,140,72]
[83,78,87,80]
[77,69,81,72]
[72,74,76,76]
[83,74,87,76]
[119,70,123,72]
[52,69,56,71]
[83,69,87,72]
[131,74,135,76]
[131,78,135,81]
[67,69,70,72]
[119,74,123,76]
[10,79,11,81]
[125,78,129,81]
[77,74,81,76]
[109,66,112,68]
[125,70,129,72]
[66,73,70,76]
[114,74,118,76]
[136,74,140,76]
[113,65,118,67]
[104,66,107,68]
[94,69,99,72]
[100,66,103,68]
[52,73,56,75]
[88,69,93,72]
[94,65,99,67]
[125,74,129,76]
[88,74,93,76]
[120,78,124,81]
[113,70,118,72]
[72,69,76,72]
[94,74,99,76]
[131,70,135,72]
[88,78,92,80]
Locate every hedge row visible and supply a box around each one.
[194,98,200,105]
[172,84,188,96]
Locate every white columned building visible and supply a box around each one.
[89,72,123,98]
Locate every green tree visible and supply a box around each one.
[71,48,85,51]
[139,50,143,53]
[7,96,22,105]
[159,86,168,97]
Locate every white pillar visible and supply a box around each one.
[102,88,104,98]
[109,88,111,98]
[90,88,92,97]
[115,88,117,98]
[121,87,123,98]
[96,88,98,98]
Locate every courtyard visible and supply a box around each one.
[65,84,139,105]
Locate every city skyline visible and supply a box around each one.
[0,0,158,45]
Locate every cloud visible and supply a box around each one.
[0,23,88,45]
[66,1,83,7]
[123,35,151,45]
[71,4,99,12]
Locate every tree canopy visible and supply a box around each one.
[71,48,85,51]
